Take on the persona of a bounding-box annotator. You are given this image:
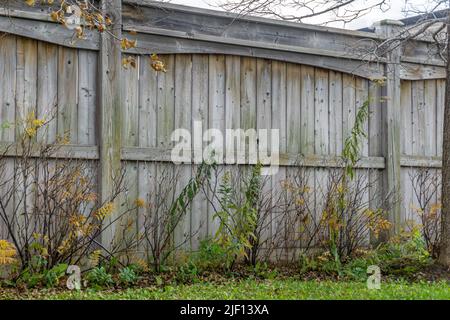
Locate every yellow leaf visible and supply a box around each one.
[25,0,35,7]
[50,11,59,22]
[121,38,128,50]
[0,240,16,265]
[150,55,167,73]
[75,26,84,39]
[135,198,145,208]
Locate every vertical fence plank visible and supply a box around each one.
[157,55,175,149]
[208,54,226,236]
[240,57,257,162]
[286,63,301,155]
[329,70,343,155]
[436,80,445,157]
[174,54,193,249]
[424,80,437,157]
[313,68,329,249]
[191,54,209,248]
[99,0,123,248]
[137,55,158,255]
[356,78,369,157]
[400,80,413,225]
[122,54,139,147]
[342,74,356,143]
[0,34,16,142]
[120,54,140,250]
[355,78,370,234]
[16,37,37,131]
[286,63,302,256]
[368,80,383,243]
[300,66,314,155]
[271,60,287,260]
[369,81,382,157]
[15,37,37,221]
[375,21,403,235]
[412,80,425,156]
[57,47,78,143]
[256,58,272,248]
[225,55,241,142]
[37,42,57,143]
[400,81,412,156]
[78,50,97,145]
[314,68,329,155]
[0,35,16,238]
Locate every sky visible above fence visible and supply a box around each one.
[172,0,438,29]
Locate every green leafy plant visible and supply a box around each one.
[176,261,200,284]
[15,263,68,288]
[43,263,68,288]
[118,266,139,286]
[194,239,229,272]
[211,164,263,269]
[342,99,370,179]
[252,262,278,280]
[375,229,432,276]
[86,266,114,288]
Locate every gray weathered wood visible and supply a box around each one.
[0,15,100,50]
[191,54,209,248]
[99,0,123,248]
[78,50,97,145]
[375,21,403,235]
[0,34,16,142]
[37,41,57,143]
[57,46,78,143]
[329,70,343,155]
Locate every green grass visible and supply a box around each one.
[1,279,449,300]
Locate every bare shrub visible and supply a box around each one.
[409,168,441,258]
[316,168,392,262]
[281,163,395,265]
[0,113,134,274]
[140,163,212,272]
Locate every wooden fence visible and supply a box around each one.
[0,1,445,251]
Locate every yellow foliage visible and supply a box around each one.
[150,54,167,72]
[295,198,305,206]
[22,112,45,139]
[135,198,146,208]
[75,26,84,39]
[121,38,137,50]
[57,238,72,255]
[89,250,102,267]
[25,127,37,138]
[0,240,17,265]
[95,202,115,220]
[366,209,392,238]
[133,258,149,272]
[370,76,387,86]
[122,56,137,69]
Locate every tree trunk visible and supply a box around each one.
[439,6,450,267]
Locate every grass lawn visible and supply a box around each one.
[1,279,449,300]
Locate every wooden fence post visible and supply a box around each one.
[374,20,404,236]
[99,0,123,248]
